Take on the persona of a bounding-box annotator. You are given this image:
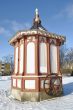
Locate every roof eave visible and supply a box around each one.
[9,30,66,45]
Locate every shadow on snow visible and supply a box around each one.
[63,82,73,96]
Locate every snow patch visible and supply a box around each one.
[0,76,73,110]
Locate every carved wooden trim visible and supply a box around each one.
[39,36,47,43]
[50,39,57,45]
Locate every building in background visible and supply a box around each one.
[1,62,5,75]
[0,62,11,76]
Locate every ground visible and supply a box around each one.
[0,76,73,110]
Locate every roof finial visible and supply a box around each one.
[35,8,39,16]
[35,8,40,22]
[31,8,41,28]
[30,9,47,30]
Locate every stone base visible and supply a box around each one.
[11,88,62,102]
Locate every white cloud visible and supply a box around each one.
[0,27,12,38]
[0,20,31,39]
[0,27,5,34]
[65,4,73,18]
[53,3,73,19]
[11,21,30,32]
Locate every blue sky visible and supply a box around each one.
[0,0,73,59]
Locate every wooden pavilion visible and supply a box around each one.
[9,9,66,101]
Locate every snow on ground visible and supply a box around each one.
[0,76,73,110]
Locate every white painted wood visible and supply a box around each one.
[12,75,48,78]
[17,79,21,88]
[50,44,57,73]
[26,42,35,74]
[13,79,16,87]
[39,43,47,73]
[25,80,35,89]
[19,44,24,74]
[41,80,49,89]
[15,47,18,74]
[41,80,44,89]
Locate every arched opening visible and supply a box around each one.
[39,43,47,73]
[26,42,35,74]
[50,44,57,73]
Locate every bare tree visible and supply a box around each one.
[60,45,67,68]
[65,48,73,68]
[2,54,14,74]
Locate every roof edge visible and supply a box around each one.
[9,30,66,45]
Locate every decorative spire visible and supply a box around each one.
[34,8,41,24]
[30,8,47,31]
[35,8,39,22]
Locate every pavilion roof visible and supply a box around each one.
[9,9,66,45]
